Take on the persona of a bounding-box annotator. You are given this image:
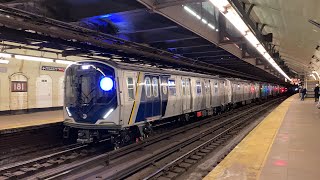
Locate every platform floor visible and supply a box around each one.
[0,110,63,131]
[203,95,320,180]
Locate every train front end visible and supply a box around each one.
[63,61,120,143]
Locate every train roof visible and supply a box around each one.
[77,60,268,84]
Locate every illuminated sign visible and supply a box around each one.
[41,66,65,72]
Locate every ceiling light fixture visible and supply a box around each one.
[15,55,54,62]
[209,0,291,81]
[56,60,75,65]
[208,23,215,30]
[0,53,12,58]
[183,6,217,32]
[201,19,208,24]
[0,59,9,64]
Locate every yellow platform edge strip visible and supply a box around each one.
[203,95,295,180]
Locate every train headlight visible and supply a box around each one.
[100,77,113,91]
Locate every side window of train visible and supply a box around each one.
[152,77,159,97]
[127,77,135,100]
[145,77,152,98]
[196,80,201,95]
[168,79,176,96]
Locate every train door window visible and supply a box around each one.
[205,81,210,94]
[145,77,152,98]
[196,80,201,95]
[127,77,135,100]
[186,79,190,95]
[152,77,159,97]
[168,79,176,96]
[162,79,168,95]
[182,79,186,95]
[214,82,218,93]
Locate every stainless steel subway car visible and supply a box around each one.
[63,60,283,144]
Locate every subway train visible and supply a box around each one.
[62,60,285,145]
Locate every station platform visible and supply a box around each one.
[203,94,320,180]
[0,110,63,134]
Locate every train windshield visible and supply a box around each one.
[64,62,117,123]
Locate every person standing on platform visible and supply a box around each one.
[301,87,307,101]
[314,84,319,102]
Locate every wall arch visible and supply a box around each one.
[9,73,28,110]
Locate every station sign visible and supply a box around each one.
[41,66,65,72]
[11,81,28,92]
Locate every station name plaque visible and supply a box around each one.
[11,81,28,92]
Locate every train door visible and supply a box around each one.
[195,79,202,110]
[136,75,161,122]
[220,80,226,105]
[205,80,211,108]
[151,76,161,118]
[160,75,169,116]
[122,71,137,125]
[181,77,191,112]
[211,80,218,107]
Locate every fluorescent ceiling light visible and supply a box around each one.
[56,60,75,65]
[184,6,198,17]
[15,55,53,62]
[183,6,216,31]
[208,23,215,30]
[311,74,317,80]
[0,59,9,64]
[201,19,208,24]
[0,53,12,58]
[209,0,291,81]
[245,32,260,47]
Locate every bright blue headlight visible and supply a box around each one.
[100,77,113,91]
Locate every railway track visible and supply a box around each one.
[0,123,64,165]
[21,97,283,180]
[0,97,284,180]
[0,99,255,180]
[143,99,280,180]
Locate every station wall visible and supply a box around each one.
[0,58,69,111]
